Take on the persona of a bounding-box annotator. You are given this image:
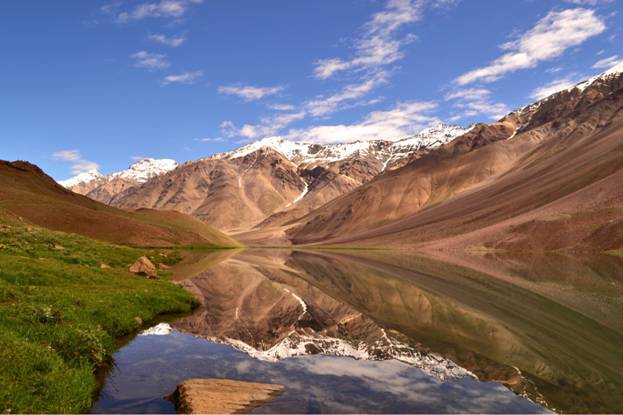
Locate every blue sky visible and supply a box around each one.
[1,0,621,180]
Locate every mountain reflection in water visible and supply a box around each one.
[94,249,623,414]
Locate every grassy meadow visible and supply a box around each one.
[0,222,198,413]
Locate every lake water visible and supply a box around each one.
[92,249,623,413]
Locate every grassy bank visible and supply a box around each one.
[0,224,197,413]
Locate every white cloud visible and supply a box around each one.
[455,8,606,85]
[220,121,237,136]
[530,77,579,100]
[445,88,509,120]
[217,0,463,141]
[563,0,612,5]
[219,75,388,139]
[130,50,170,70]
[218,85,284,101]
[429,0,462,8]
[269,103,296,111]
[305,72,387,117]
[546,66,563,73]
[313,0,422,79]
[117,0,203,22]
[162,71,203,84]
[52,150,99,174]
[445,87,491,102]
[285,101,438,144]
[222,111,307,139]
[197,137,225,142]
[70,161,100,175]
[52,150,81,161]
[592,55,622,69]
[148,33,186,47]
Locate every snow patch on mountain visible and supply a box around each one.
[58,169,103,188]
[218,123,468,168]
[224,136,314,161]
[59,158,178,188]
[111,158,178,183]
[383,124,470,170]
[58,123,469,190]
[572,61,623,93]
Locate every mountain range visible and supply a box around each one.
[42,63,623,252]
[61,123,468,233]
[287,63,623,252]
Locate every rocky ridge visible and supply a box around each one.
[59,158,178,204]
[287,64,623,251]
[61,124,468,232]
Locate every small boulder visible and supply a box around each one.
[100,263,111,269]
[133,316,143,326]
[129,256,158,279]
[158,263,171,271]
[50,243,65,250]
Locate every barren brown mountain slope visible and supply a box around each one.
[85,177,138,204]
[288,70,623,252]
[109,148,305,232]
[253,156,384,230]
[0,160,238,247]
[109,147,388,233]
[71,126,465,234]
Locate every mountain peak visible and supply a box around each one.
[225,136,313,162]
[219,123,468,168]
[58,169,103,188]
[112,158,178,183]
[571,61,623,93]
[58,159,177,189]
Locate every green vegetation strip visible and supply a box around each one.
[0,225,197,413]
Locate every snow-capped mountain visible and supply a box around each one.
[58,169,103,188]
[59,158,178,189]
[215,123,469,170]
[110,158,178,184]
[59,158,179,205]
[571,61,623,93]
[61,124,466,192]
[503,61,623,141]
[62,123,470,231]
[383,123,473,168]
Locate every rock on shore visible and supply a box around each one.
[171,378,284,414]
[128,256,158,279]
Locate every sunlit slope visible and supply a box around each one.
[288,70,623,252]
[0,160,238,247]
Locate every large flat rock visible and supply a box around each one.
[173,378,284,414]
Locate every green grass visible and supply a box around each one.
[0,224,197,413]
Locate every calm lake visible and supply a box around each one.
[92,249,623,413]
